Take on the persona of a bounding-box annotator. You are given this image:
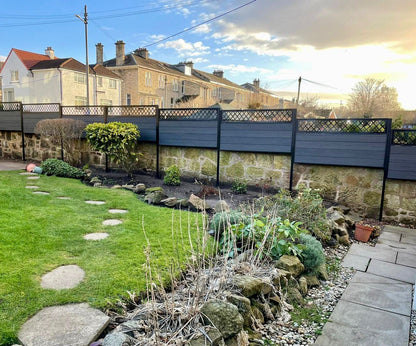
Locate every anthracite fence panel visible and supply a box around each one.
[23,113,60,133]
[0,111,21,131]
[388,130,416,180]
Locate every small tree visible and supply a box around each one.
[34,118,86,165]
[85,122,140,176]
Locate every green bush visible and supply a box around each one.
[163,165,181,186]
[41,159,85,179]
[298,233,325,273]
[231,179,247,194]
[85,122,140,176]
[210,211,248,234]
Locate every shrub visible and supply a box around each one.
[231,179,247,194]
[34,118,86,165]
[163,165,181,186]
[41,158,85,179]
[85,122,140,176]
[209,211,248,235]
[298,233,325,273]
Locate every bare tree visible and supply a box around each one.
[348,78,401,118]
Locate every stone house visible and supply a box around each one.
[0,47,121,105]
[241,78,280,108]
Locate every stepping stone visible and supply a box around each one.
[27,176,40,180]
[102,219,123,226]
[33,191,50,195]
[19,172,37,175]
[85,200,106,205]
[18,303,109,346]
[57,196,71,200]
[41,265,85,290]
[84,232,109,241]
[26,185,39,189]
[108,209,128,214]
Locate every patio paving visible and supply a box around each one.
[0,159,26,171]
[315,225,415,345]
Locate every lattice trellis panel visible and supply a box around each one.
[61,106,105,116]
[0,102,21,111]
[222,109,294,122]
[160,108,218,120]
[298,119,387,133]
[393,130,416,145]
[108,106,157,117]
[23,104,59,113]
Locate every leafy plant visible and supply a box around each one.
[85,122,140,176]
[298,233,325,273]
[231,179,247,194]
[209,211,248,235]
[163,165,181,186]
[41,158,85,179]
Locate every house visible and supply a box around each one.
[241,79,280,108]
[0,47,121,105]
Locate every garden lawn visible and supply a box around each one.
[0,171,205,345]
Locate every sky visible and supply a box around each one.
[1,0,416,109]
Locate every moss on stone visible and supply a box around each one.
[203,149,217,162]
[265,169,282,180]
[256,153,274,167]
[226,162,245,179]
[201,160,217,177]
[219,151,231,166]
[246,166,264,178]
[184,148,200,160]
[363,191,381,206]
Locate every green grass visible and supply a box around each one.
[0,171,205,345]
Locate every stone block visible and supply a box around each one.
[363,191,381,206]
[246,166,264,178]
[226,162,244,179]
[201,160,216,177]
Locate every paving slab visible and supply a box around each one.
[102,219,122,226]
[367,259,416,284]
[85,200,106,205]
[20,172,37,175]
[27,176,40,180]
[0,160,26,171]
[341,272,412,316]
[396,251,416,268]
[18,303,109,346]
[33,191,50,195]
[383,225,416,237]
[314,300,409,346]
[25,185,39,189]
[376,238,416,255]
[378,231,401,242]
[400,233,416,245]
[341,253,370,271]
[41,265,85,289]
[83,232,109,241]
[57,196,71,200]
[108,209,128,214]
[348,243,397,263]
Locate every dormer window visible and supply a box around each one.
[97,77,103,87]
[10,70,19,82]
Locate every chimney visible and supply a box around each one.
[185,61,194,69]
[176,61,192,76]
[96,43,104,65]
[213,70,224,78]
[134,48,149,60]
[115,40,125,66]
[45,47,55,59]
[253,78,260,89]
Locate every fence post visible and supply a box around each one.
[216,108,222,186]
[20,102,26,161]
[59,104,63,118]
[156,106,160,178]
[379,119,392,221]
[289,110,298,191]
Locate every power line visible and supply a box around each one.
[302,78,340,91]
[143,0,257,48]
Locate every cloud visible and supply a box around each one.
[158,39,210,57]
[207,64,273,75]
[192,57,209,63]
[0,55,6,62]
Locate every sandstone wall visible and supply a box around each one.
[384,180,416,225]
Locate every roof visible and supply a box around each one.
[12,48,53,69]
[192,69,246,91]
[241,82,278,97]
[91,64,121,79]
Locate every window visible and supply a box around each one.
[145,72,152,86]
[75,96,87,106]
[158,75,165,88]
[212,88,217,97]
[170,97,174,108]
[126,94,131,106]
[161,97,164,108]
[3,88,15,102]
[172,79,179,91]
[97,77,103,87]
[181,81,185,94]
[109,79,117,89]
[10,71,19,82]
[74,73,86,84]
[139,98,143,105]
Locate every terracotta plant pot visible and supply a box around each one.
[354,224,374,242]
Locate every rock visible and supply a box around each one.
[317,263,329,281]
[144,189,167,205]
[90,177,102,184]
[275,255,305,277]
[252,301,274,321]
[177,198,190,208]
[298,276,308,296]
[328,210,346,225]
[337,226,349,236]
[338,234,350,246]
[190,327,224,346]
[269,295,282,312]
[161,197,178,208]
[286,287,304,305]
[231,276,270,298]
[93,183,102,187]
[112,185,122,189]
[288,275,299,289]
[189,193,207,211]
[215,200,230,213]
[121,184,135,191]
[134,183,146,193]
[102,332,135,346]
[250,306,264,323]
[114,320,142,337]
[344,213,359,228]
[224,331,249,346]
[302,275,320,287]
[145,187,164,193]
[201,299,244,339]
[226,294,252,327]
[272,270,291,289]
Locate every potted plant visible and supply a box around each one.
[354,220,381,242]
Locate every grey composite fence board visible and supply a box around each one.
[107,116,156,142]
[295,132,387,167]
[159,120,217,147]
[388,146,416,180]
[221,122,292,153]
[61,115,105,126]
[0,112,21,131]
[23,112,60,133]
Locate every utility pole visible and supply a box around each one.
[76,5,89,105]
[296,76,301,107]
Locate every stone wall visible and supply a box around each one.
[384,180,416,225]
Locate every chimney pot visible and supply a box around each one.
[134,48,149,60]
[253,78,260,89]
[45,47,55,59]
[213,70,224,78]
[96,43,104,65]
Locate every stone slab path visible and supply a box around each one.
[41,265,85,290]
[315,225,415,345]
[18,303,110,346]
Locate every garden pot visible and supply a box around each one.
[354,224,374,242]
